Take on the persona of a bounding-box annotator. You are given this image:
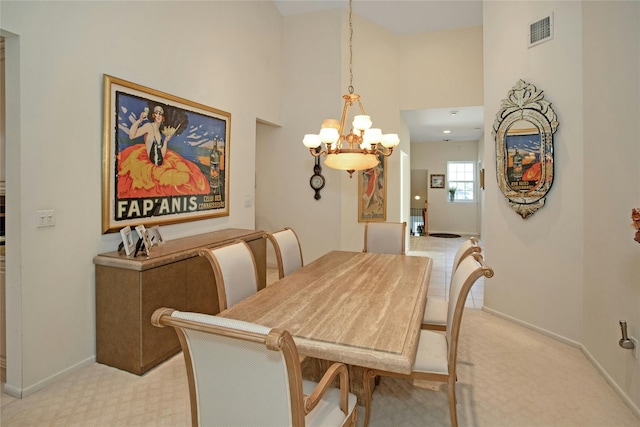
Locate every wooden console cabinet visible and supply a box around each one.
[94,228,266,375]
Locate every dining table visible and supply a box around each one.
[218,250,432,415]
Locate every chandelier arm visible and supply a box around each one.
[357,99,366,115]
[380,147,394,156]
[309,148,328,157]
[338,99,351,143]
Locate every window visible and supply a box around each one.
[447,162,475,202]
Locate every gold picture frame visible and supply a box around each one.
[102,75,231,233]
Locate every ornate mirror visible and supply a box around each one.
[493,80,558,219]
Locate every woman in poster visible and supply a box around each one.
[118,105,208,198]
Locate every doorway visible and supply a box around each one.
[410,169,428,236]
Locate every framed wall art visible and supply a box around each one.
[430,174,445,189]
[493,79,558,219]
[358,153,387,222]
[102,75,231,233]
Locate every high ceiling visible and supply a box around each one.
[272,0,484,143]
[273,0,483,36]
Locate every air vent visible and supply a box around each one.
[528,13,554,48]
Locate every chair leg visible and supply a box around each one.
[448,375,458,427]
[363,368,376,427]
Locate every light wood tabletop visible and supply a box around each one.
[218,250,432,375]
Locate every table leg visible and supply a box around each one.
[362,368,377,427]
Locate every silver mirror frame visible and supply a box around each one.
[493,80,558,219]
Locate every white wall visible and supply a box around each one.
[1,0,283,396]
[582,1,640,409]
[411,140,480,235]
[483,0,639,412]
[483,0,584,341]
[256,8,344,264]
[400,26,484,110]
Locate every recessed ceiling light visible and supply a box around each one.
[414,195,421,200]
[450,111,458,116]
[443,130,451,134]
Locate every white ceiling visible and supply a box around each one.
[401,106,484,143]
[272,0,485,143]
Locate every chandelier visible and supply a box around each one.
[302,0,399,178]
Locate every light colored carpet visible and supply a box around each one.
[369,309,640,426]
[2,309,638,426]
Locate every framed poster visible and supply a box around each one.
[358,154,386,222]
[430,174,445,188]
[102,75,230,233]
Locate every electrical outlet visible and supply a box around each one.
[37,210,47,227]
[36,209,56,227]
[632,337,639,360]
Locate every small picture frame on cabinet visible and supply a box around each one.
[135,224,152,257]
[120,226,136,256]
[149,226,164,246]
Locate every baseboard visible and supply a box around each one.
[482,306,640,421]
[581,345,640,420]
[482,306,581,348]
[3,355,96,398]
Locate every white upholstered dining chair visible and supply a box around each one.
[363,221,407,255]
[198,240,259,311]
[264,227,304,279]
[364,252,494,427]
[422,237,482,331]
[152,308,358,427]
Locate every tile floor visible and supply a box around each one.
[408,234,484,309]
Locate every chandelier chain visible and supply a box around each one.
[348,0,354,94]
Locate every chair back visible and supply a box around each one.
[265,227,303,279]
[151,308,306,427]
[450,237,481,277]
[363,221,407,255]
[199,240,259,311]
[445,253,494,376]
